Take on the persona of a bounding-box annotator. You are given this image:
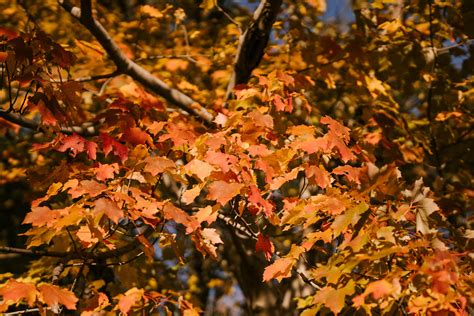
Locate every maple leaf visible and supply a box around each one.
[101,133,129,162]
[320,116,351,141]
[403,178,439,234]
[95,163,119,181]
[143,156,175,177]
[67,180,107,199]
[256,234,275,261]
[76,225,99,247]
[121,127,151,145]
[269,168,300,190]
[94,197,123,224]
[193,206,218,225]
[116,288,144,315]
[23,206,60,227]
[353,279,394,307]
[192,228,223,259]
[0,279,38,306]
[181,185,202,204]
[333,165,361,184]
[313,280,355,314]
[38,284,78,310]
[163,203,200,233]
[248,185,274,217]
[56,133,85,157]
[205,151,238,173]
[262,258,293,282]
[207,181,244,205]
[305,165,332,189]
[183,159,214,181]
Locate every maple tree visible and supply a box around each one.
[0,0,473,315]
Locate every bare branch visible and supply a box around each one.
[58,0,214,126]
[225,0,283,100]
[72,70,121,82]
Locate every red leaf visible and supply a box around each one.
[121,127,151,145]
[101,133,129,162]
[207,181,243,205]
[273,94,286,111]
[0,27,19,40]
[56,133,85,157]
[256,234,275,261]
[38,284,78,310]
[248,185,274,217]
[85,141,98,160]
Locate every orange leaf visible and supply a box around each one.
[0,279,38,306]
[163,203,200,233]
[116,288,144,315]
[333,165,361,184]
[38,284,78,310]
[144,156,175,177]
[183,159,214,181]
[262,258,293,282]
[94,198,123,224]
[95,163,119,181]
[207,181,244,205]
[121,127,151,145]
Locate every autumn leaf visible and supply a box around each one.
[0,279,38,306]
[313,280,355,314]
[256,234,275,261]
[121,127,152,145]
[95,163,119,181]
[38,284,78,310]
[193,228,223,258]
[207,181,244,205]
[116,288,144,315]
[262,257,293,282]
[140,5,164,18]
[352,279,394,307]
[183,159,214,181]
[163,203,200,233]
[67,180,107,199]
[143,156,175,176]
[93,197,123,224]
[333,165,361,184]
[181,185,202,204]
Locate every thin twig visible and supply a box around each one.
[214,0,242,33]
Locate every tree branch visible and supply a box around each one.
[0,111,97,136]
[58,0,214,126]
[0,226,154,260]
[225,0,283,100]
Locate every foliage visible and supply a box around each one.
[0,0,473,315]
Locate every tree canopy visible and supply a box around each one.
[0,0,473,315]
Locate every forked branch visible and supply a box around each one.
[58,0,214,125]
